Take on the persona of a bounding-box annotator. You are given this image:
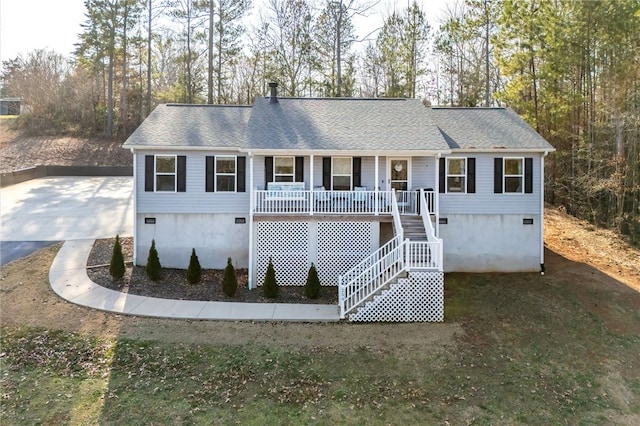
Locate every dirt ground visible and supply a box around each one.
[0,124,131,173]
[544,205,640,293]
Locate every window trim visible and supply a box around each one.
[273,156,295,182]
[215,155,237,192]
[503,157,524,194]
[154,155,177,192]
[446,157,467,194]
[331,156,352,190]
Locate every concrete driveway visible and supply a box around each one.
[1,176,133,242]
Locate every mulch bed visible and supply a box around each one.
[86,238,338,304]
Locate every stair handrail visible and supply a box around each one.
[391,188,404,240]
[419,189,438,242]
[338,235,406,319]
[419,189,444,271]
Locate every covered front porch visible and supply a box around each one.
[247,154,441,215]
[247,154,445,322]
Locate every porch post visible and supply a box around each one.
[248,154,254,289]
[310,154,314,216]
[132,150,137,265]
[435,153,440,237]
[374,154,379,215]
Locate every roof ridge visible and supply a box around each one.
[432,106,506,110]
[165,103,252,108]
[264,97,411,102]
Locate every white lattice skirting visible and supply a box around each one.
[255,221,375,286]
[349,271,444,322]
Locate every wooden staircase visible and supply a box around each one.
[338,190,444,322]
[400,215,428,241]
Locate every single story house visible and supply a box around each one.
[123,83,554,322]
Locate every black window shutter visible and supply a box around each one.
[205,156,214,192]
[524,157,533,193]
[467,158,476,193]
[494,158,503,193]
[177,156,186,192]
[295,156,304,182]
[265,156,273,186]
[353,157,362,188]
[237,156,246,192]
[439,158,446,193]
[322,157,331,189]
[145,155,154,192]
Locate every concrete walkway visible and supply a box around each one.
[49,239,340,322]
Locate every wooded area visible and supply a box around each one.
[1,0,639,241]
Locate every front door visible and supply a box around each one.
[388,158,414,213]
[388,158,409,191]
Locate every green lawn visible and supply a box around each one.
[2,263,639,425]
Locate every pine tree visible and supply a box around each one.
[304,262,321,299]
[109,234,125,279]
[222,257,237,296]
[186,248,202,284]
[146,239,162,281]
[262,257,278,298]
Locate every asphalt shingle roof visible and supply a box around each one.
[123,104,252,149]
[247,97,449,151]
[123,100,553,153]
[431,107,554,151]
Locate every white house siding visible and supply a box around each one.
[439,214,541,272]
[410,156,437,191]
[439,153,542,215]
[136,150,250,214]
[438,153,544,272]
[135,213,249,269]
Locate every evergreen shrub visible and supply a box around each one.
[263,257,278,298]
[304,262,321,299]
[186,248,202,284]
[222,257,237,297]
[109,234,125,279]
[146,239,162,281]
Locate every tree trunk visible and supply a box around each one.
[147,0,152,116]
[121,9,128,136]
[208,0,214,104]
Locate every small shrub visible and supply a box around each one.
[186,248,202,284]
[222,257,237,297]
[304,262,321,299]
[263,257,278,298]
[109,235,126,279]
[145,239,162,281]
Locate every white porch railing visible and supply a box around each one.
[254,188,437,216]
[254,189,394,215]
[338,235,405,318]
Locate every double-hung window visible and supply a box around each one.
[332,157,352,190]
[215,156,236,192]
[155,155,176,191]
[446,158,466,193]
[440,157,475,194]
[494,157,532,194]
[504,158,524,193]
[274,156,294,182]
[145,155,186,192]
[206,155,245,192]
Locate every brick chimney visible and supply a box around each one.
[268,82,278,104]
